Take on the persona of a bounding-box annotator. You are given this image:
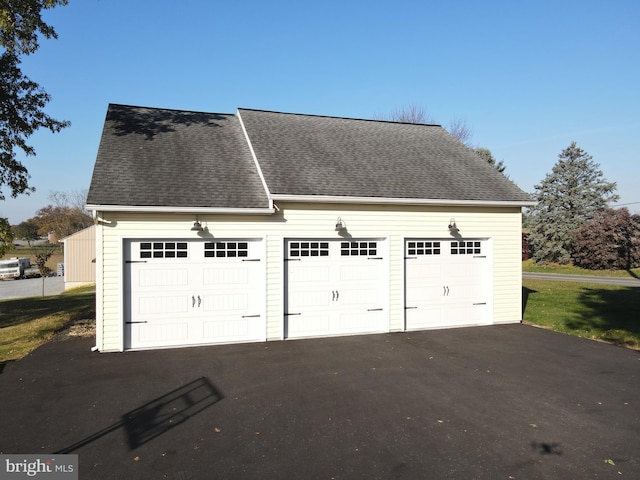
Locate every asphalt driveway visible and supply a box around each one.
[0,325,638,479]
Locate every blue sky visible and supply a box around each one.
[2,0,639,224]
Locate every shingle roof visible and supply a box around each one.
[238,109,532,203]
[87,104,270,209]
[88,104,533,209]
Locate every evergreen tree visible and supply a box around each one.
[474,147,506,174]
[527,142,619,264]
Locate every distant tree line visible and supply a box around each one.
[9,189,92,246]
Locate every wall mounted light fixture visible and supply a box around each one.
[335,217,346,232]
[448,218,459,235]
[190,217,204,232]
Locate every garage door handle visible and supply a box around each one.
[198,295,201,307]
[192,296,196,308]
[473,302,487,305]
[126,321,148,324]
[367,308,383,311]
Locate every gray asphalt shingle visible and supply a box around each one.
[87,105,532,209]
[87,104,269,209]
[238,108,532,202]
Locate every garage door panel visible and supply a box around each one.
[201,292,251,312]
[202,265,249,286]
[406,284,443,303]
[286,314,331,337]
[125,239,264,350]
[338,287,381,308]
[287,289,332,310]
[406,306,443,330]
[138,295,190,315]
[285,239,387,339]
[405,239,490,331]
[139,323,189,344]
[138,268,189,288]
[288,264,331,283]
[338,263,379,281]
[203,318,250,339]
[337,311,382,332]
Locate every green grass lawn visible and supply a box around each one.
[523,259,640,278]
[523,278,640,349]
[0,285,95,363]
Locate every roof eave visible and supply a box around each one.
[269,194,537,208]
[85,203,276,215]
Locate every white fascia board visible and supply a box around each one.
[85,204,275,215]
[269,194,537,208]
[236,109,272,199]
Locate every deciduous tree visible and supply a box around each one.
[571,208,640,270]
[0,217,13,256]
[527,142,619,264]
[12,219,40,245]
[375,104,473,146]
[0,0,69,200]
[34,205,92,239]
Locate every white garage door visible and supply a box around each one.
[124,239,264,350]
[285,239,387,339]
[405,239,491,330]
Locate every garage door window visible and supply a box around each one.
[451,241,481,255]
[341,241,377,256]
[407,241,441,256]
[289,242,330,257]
[140,242,188,259]
[204,242,249,258]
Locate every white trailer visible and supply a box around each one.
[0,257,35,280]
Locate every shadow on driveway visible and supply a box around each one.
[56,377,223,453]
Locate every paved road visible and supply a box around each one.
[523,272,640,287]
[0,275,65,300]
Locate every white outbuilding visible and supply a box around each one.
[87,104,534,352]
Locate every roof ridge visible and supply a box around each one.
[108,103,235,116]
[237,107,442,127]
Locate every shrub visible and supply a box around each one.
[571,208,640,270]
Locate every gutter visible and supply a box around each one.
[268,194,537,208]
[85,204,275,215]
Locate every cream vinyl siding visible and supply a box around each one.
[94,203,523,352]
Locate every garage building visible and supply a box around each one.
[87,104,534,352]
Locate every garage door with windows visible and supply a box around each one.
[405,239,491,330]
[124,239,264,350]
[285,239,387,339]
